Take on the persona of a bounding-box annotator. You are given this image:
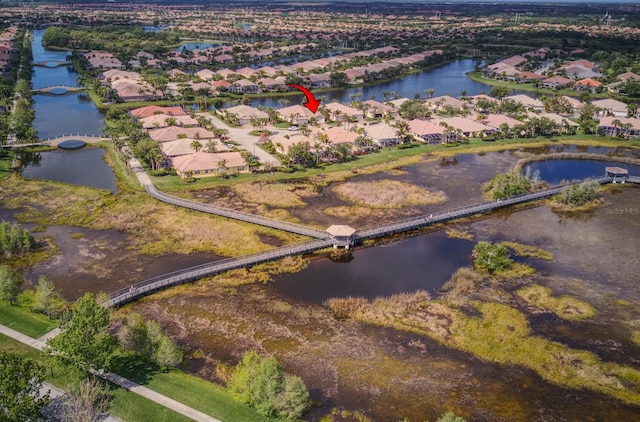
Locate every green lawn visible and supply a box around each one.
[0,301,58,338]
[149,135,640,191]
[110,350,284,422]
[0,333,43,360]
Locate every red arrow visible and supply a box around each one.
[287,84,321,113]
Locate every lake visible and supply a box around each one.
[526,158,640,184]
[19,148,118,193]
[250,59,491,108]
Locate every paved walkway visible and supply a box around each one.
[0,324,222,422]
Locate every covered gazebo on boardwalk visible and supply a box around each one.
[605,166,629,183]
[326,225,357,249]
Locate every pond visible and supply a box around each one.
[525,158,640,184]
[270,231,474,304]
[32,93,105,139]
[19,148,118,193]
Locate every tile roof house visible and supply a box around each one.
[172,151,249,179]
[504,94,544,110]
[277,105,316,125]
[591,98,629,117]
[542,76,574,90]
[365,122,399,146]
[161,138,204,157]
[139,114,199,129]
[148,126,216,142]
[573,78,602,93]
[131,105,186,119]
[223,105,268,125]
[597,116,640,138]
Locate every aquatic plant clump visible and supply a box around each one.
[516,285,596,321]
[484,168,540,200]
[472,241,513,274]
[550,180,603,211]
[332,180,447,209]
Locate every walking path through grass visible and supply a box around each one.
[0,323,223,422]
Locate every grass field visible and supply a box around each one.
[110,350,285,422]
[0,302,58,338]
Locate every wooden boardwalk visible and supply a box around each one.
[106,174,639,308]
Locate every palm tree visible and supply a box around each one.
[217,159,228,178]
[425,88,435,99]
[190,140,203,152]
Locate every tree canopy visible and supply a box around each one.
[0,351,50,422]
[46,293,115,373]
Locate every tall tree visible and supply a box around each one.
[61,377,111,422]
[0,265,20,304]
[0,351,50,422]
[46,293,115,373]
[33,276,64,319]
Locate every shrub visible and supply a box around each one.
[472,241,513,274]
[228,351,310,420]
[0,221,35,258]
[484,168,540,200]
[554,180,601,207]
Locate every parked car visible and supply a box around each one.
[288,126,299,131]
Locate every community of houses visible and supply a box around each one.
[0,26,18,76]
[482,50,640,95]
[129,104,248,179]
[89,46,443,102]
[128,90,640,180]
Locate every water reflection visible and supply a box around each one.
[270,232,474,304]
[20,148,117,193]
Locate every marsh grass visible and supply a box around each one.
[441,267,484,306]
[320,408,373,422]
[232,182,317,208]
[326,291,640,406]
[444,228,474,240]
[548,197,604,213]
[332,180,446,209]
[501,241,553,261]
[493,263,536,279]
[516,285,596,321]
[631,330,640,346]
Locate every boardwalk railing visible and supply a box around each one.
[106,238,334,307]
[357,176,611,241]
[31,85,85,92]
[106,175,639,307]
[144,184,331,239]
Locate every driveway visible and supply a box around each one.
[196,112,281,167]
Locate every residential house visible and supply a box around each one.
[277,105,316,125]
[573,78,602,93]
[504,94,544,111]
[211,80,232,94]
[542,76,573,90]
[111,79,161,102]
[597,116,640,138]
[131,105,186,119]
[172,151,249,179]
[138,114,199,129]
[591,99,629,117]
[323,102,361,122]
[148,126,216,143]
[425,95,467,113]
[223,105,268,125]
[161,138,205,157]
[408,119,447,144]
[361,100,396,119]
[365,122,399,146]
[195,69,217,81]
[230,79,259,94]
[433,117,494,138]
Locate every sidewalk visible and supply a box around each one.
[1,324,222,422]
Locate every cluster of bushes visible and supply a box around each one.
[227,350,310,420]
[554,180,601,207]
[118,312,183,371]
[484,168,540,200]
[0,221,35,258]
[472,241,514,274]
